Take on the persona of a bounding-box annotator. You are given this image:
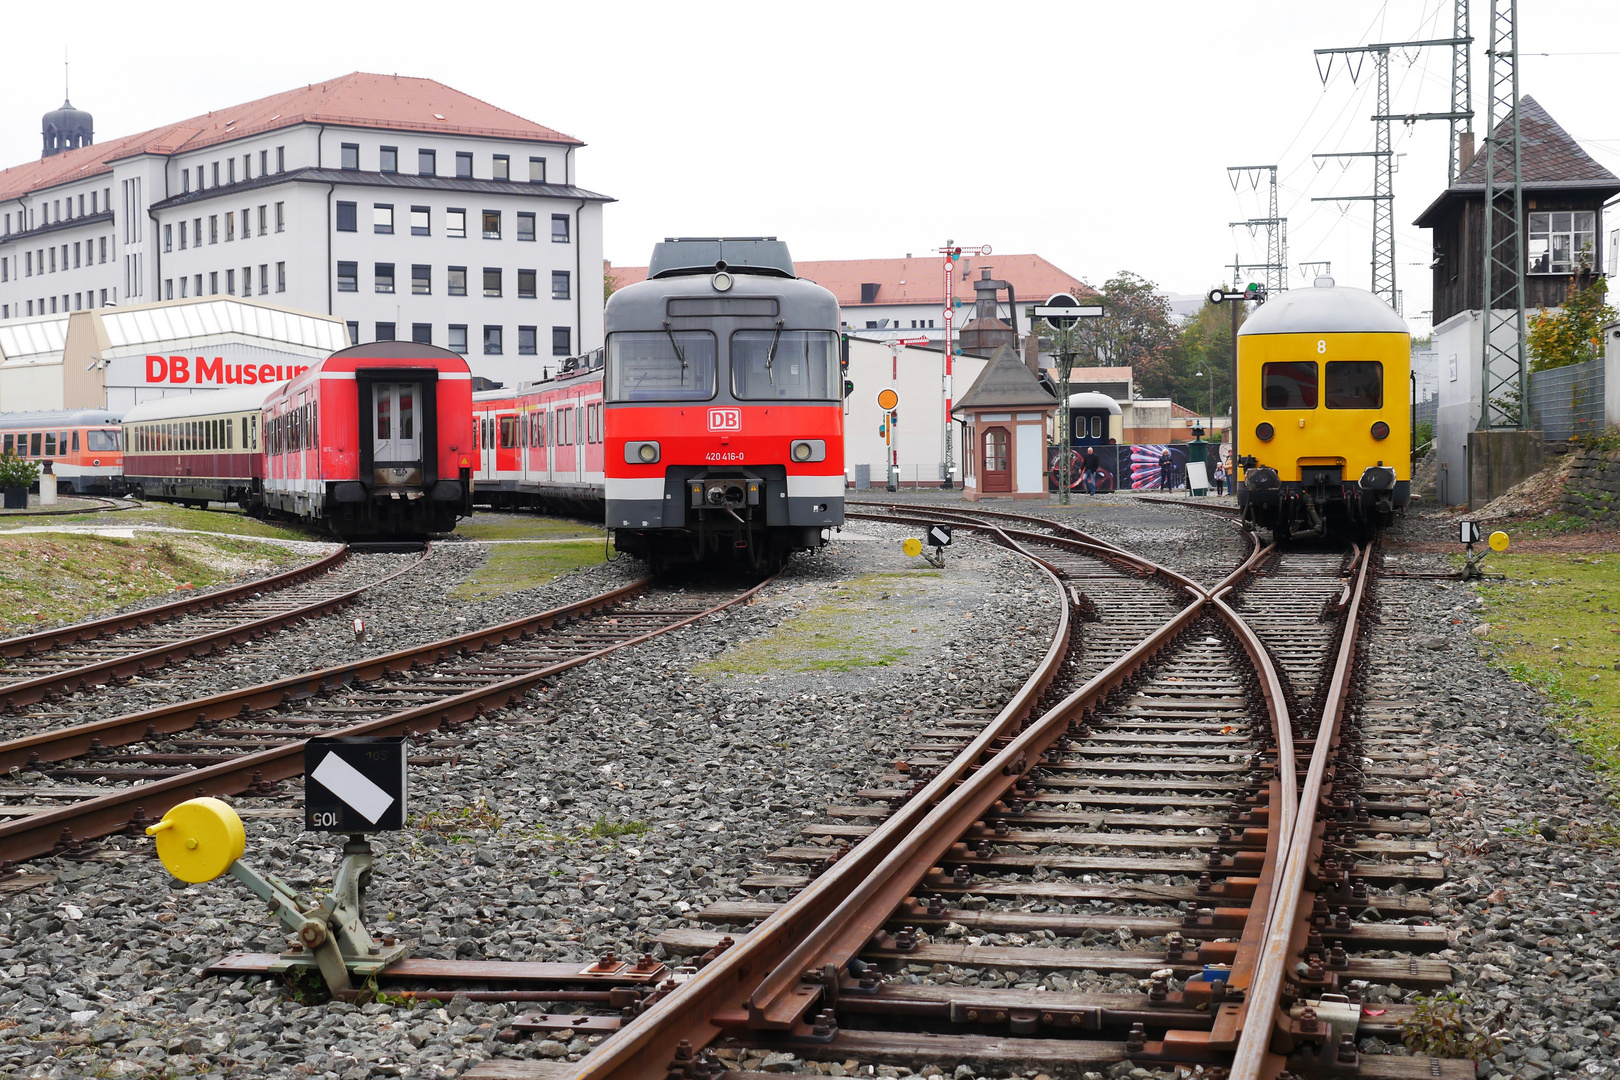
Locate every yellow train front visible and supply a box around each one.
[1235,276,1410,541]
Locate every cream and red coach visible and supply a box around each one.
[603,237,845,571]
[260,342,476,536]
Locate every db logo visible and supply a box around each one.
[707,408,741,432]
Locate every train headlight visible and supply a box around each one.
[712,271,734,292]
[1370,421,1390,441]
[1255,422,1275,442]
[789,439,825,463]
[625,441,660,464]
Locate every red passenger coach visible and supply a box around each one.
[471,354,605,513]
[261,342,475,536]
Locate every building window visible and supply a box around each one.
[446,208,466,238]
[412,323,432,344]
[346,320,359,345]
[375,263,395,294]
[277,262,286,292]
[411,205,430,236]
[182,171,190,194]
[1528,211,1597,275]
[275,202,285,232]
[259,263,269,295]
[376,322,396,341]
[551,214,570,243]
[374,204,394,234]
[456,152,473,179]
[380,146,398,173]
[226,212,235,241]
[242,266,251,294]
[529,157,546,184]
[341,143,360,170]
[518,269,537,298]
[482,210,501,239]
[228,158,236,184]
[194,274,202,296]
[209,271,219,295]
[226,268,236,295]
[492,154,510,181]
[244,154,252,181]
[165,279,173,300]
[337,261,358,292]
[178,279,186,299]
[517,212,536,242]
[484,325,503,354]
[210,216,219,243]
[277,146,285,173]
[260,149,269,175]
[483,267,502,297]
[518,325,537,355]
[212,162,220,186]
[448,324,468,354]
[336,202,357,232]
[164,225,173,252]
[100,236,108,263]
[258,205,267,236]
[448,266,467,296]
[552,326,571,356]
[412,264,431,295]
[418,149,436,176]
[552,271,570,300]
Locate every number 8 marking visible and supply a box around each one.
[1317,340,1327,354]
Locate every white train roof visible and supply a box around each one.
[1066,392,1122,414]
[1237,278,1409,336]
[121,384,282,423]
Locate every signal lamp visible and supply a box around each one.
[1255,422,1275,442]
[792,441,813,462]
[1370,421,1390,440]
[638,443,658,462]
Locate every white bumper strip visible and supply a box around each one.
[786,474,847,498]
[605,477,666,501]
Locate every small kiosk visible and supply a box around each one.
[954,344,1058,501]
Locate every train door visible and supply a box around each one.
[374,382,423,466]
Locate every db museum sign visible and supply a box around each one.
[102,345,314,409]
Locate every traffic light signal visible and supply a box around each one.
[844,378,855,398]
[878,420,888,438]
[889,408,899,425]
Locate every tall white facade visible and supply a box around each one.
[0,74,610,390]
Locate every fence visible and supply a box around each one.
[1527,356,1606,439]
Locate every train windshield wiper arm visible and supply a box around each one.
[661,321,688,373]
[764,319,785,384]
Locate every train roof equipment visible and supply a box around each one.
[1238,276,1409,337]
[647,237,795,279]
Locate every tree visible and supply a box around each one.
[1078,272,1179,393]
[604,269,621,303]
[1529,276,1616,372]
[1158,294,1245,418]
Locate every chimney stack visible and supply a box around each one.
[1457,132,1476,177]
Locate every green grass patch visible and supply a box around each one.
[450,537,612,600]
[0,532,304,636]
[583,817,650,840]
[1476,552,1620,780]
[11,502,322,541]
[694,571,934,676]
[1508,512,1593,538]
[453,515,606,542]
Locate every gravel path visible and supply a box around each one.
[0,524,1064,1078]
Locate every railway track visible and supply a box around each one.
[0,574,772,869]
[492,506,1468,1080]
[0,544,408,712]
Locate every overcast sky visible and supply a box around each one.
[3,0,1615,334]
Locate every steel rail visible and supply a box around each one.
[1,545,347,658]
[0,575,771,865]
[1229,541,1375,1078]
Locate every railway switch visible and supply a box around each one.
[146,797,409,997]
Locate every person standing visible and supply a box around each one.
[1082,446,1101,496]
[1158,448,1172,490]
[1212,459,1226,496]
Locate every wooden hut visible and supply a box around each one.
[953,344,1058,501]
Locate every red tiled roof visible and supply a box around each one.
[0,73,581,202]
[606,253,1097,307]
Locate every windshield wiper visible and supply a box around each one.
[764,319,785,384]
[662,321,688,373]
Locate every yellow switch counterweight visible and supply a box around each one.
[145,797,246,883]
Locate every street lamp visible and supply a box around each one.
[1194,368,1213,443]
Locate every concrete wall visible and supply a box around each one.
[1467,429,1545,507]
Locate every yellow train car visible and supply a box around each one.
[1235,276,1410,541]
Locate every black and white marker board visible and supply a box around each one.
[304,736,407,832]
[927,524,953,548]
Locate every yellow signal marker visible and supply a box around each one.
[145,797,246,883]
[1488,531,1509,552]
[877,387,900,412]
[902,537,923,558]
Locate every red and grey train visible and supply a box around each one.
[120,342,476,536]
[465,238,845,570]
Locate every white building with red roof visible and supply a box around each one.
[0,73,611,394]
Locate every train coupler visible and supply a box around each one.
[146,798,410,997]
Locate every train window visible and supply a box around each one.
[732,330,839,400]
[3,434,11,454]
[87,429,117,452]
[1091,416,1103,439]
[1324,361,1383,409]
[1261,362,1318,409]
[31,432,43,455]
[45,432,57,457]
[605,331,717,402]
[499,416,516,449]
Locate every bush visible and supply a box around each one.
[1414,420,1435,451]
[0,453,39,489]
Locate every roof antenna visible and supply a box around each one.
[63,48,69,104]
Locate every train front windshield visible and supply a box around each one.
[606,331,717,401]
[87,429,121,451]
[731,331,839,400]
